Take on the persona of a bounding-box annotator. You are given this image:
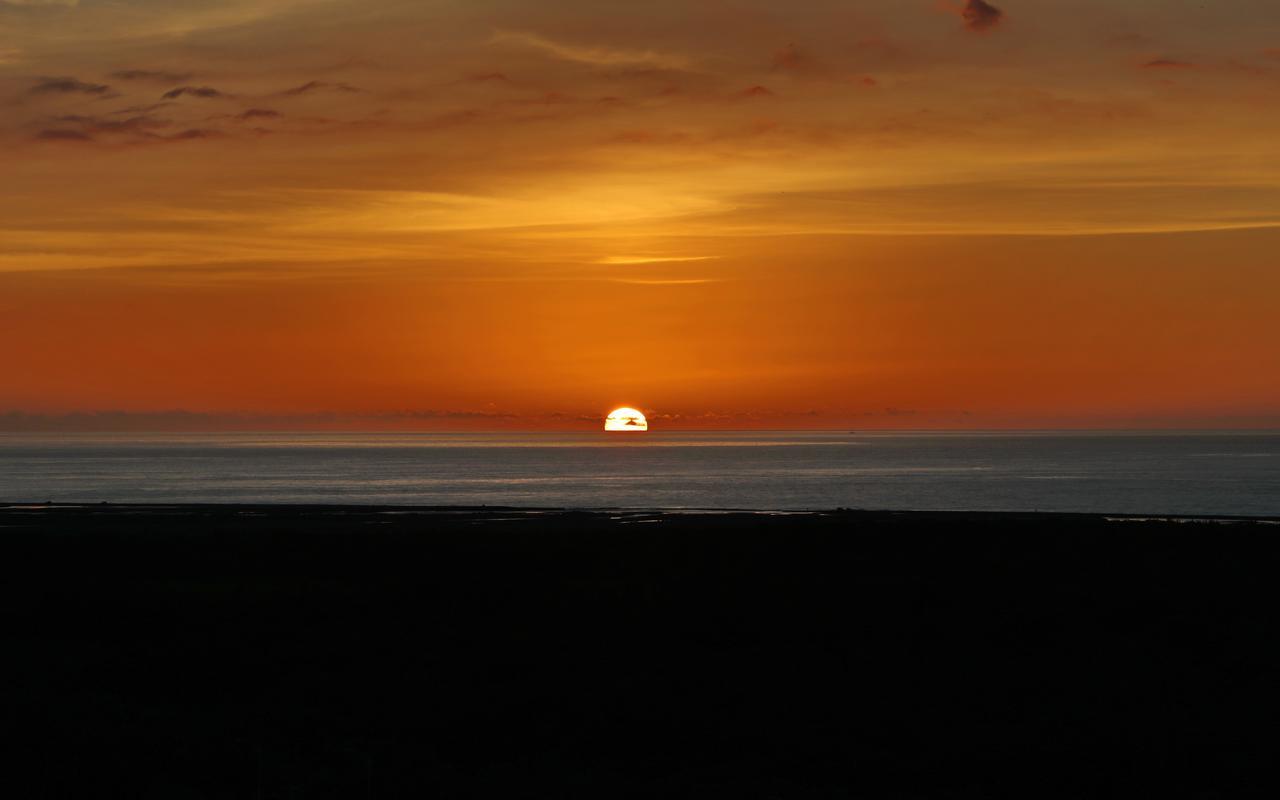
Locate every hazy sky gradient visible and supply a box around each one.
[3,0,1278,428]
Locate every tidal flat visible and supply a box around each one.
[2,505,1275,797]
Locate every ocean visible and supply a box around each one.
[0,431,1276,516]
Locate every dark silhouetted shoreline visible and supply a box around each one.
[2,505,1275,797]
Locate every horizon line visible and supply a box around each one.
[2,427,1278,435]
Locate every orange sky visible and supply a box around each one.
[2,0,1278,430]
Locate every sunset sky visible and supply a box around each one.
[2,0,1279,430]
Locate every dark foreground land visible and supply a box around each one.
[1,505,1277,798]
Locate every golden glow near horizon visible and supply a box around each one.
[1,1,1279,431]
[605,409,649,433]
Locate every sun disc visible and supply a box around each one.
[605,407,648,432]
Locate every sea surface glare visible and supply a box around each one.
[1,432,1277,516]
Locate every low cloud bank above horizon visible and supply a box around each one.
[4,406,1278,433]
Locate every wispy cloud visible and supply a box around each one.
[772,43,813,73]
[609,278,722,285]
[491,30,691,70]
[597,255,719,265]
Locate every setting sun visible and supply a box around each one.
[605,408,648,432]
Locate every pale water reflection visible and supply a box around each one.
[0,432,1276,515]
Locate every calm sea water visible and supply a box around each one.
[0,432,1277,515]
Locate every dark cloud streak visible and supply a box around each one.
[161,86,225,99]
[111,69,192,82]
[771,43,812,72]
[168,128,221,140]
[34,129,93,142]
[109,103,172,115]
[50,113,169,135]
[961,0,1004,33]
[235,108,280,121]
[280,80,362,96]
[29,77,111,95]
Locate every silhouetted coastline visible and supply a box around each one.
[3,505,1275,797]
